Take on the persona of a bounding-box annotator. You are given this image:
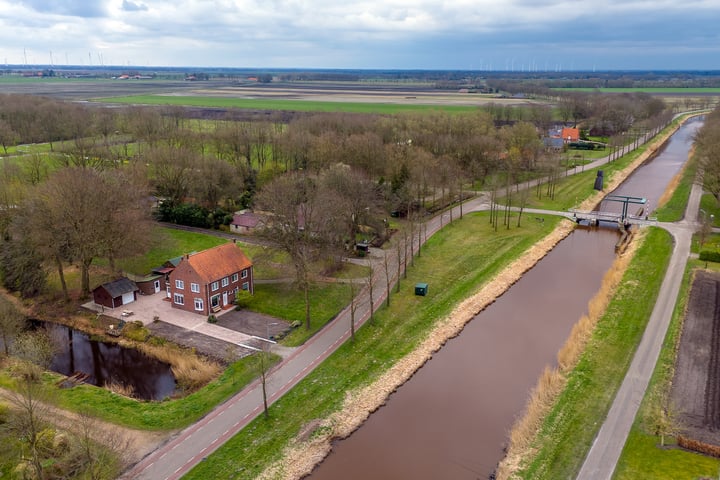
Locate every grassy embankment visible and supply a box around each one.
[613,135,720,479]
[508,226,672,479]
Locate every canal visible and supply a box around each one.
[308,117,704,479]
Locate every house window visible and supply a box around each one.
[211,281,219,291]
[173,293,184,305]
[211,294,220,307]
[231,273,239,283]
[242,282,250,291]
[241,269,248,279]
[191,282,200,293]
[194,298,204,311]
[221,276,229,287]
[175,279,184,290]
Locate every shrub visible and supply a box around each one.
[207,314,217,324]
[234,290,253,309]
[699,250,720,262]
[122,322,150,342]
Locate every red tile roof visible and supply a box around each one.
[561,127,580,142]
[183,243,252,284]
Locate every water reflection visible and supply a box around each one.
[37,321,176,401]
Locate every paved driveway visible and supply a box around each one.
[82,292,278,358]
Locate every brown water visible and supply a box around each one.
[308,118,703,480]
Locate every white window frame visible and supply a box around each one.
[194,298,204,311]
[175,279,184,290]
[231,273,239,283]
[242,282,250,291]
[211,294,220,307]
[191,282,200,293]
[241,269,248,279]
[173,293,184,305]
[211,281,219,292]
[221,276,229,287]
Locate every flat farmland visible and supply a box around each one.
[0,75,549,112]
[99,82,546,113]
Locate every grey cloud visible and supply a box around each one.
[122,0,149,12]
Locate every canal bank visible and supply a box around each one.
[260,117,702,479]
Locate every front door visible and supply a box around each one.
[154,280,160,294]
[222,291,228,307]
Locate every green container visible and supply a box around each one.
[415,282,428,296]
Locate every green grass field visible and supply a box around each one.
[95,94,484,114]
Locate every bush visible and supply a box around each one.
[122,321,150,342]
[234,290,253,309]
[207,314,217,324]
[678,435,720,458]
[699,250,720,262]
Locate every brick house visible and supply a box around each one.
[167,243,254,315]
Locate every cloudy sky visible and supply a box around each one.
[1,0,719,71]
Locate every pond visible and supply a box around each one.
[37,320,176,401]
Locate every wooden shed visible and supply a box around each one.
[92,278,139,309]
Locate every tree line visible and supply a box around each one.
[0,92,671,302]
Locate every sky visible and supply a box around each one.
[1,0,720,71]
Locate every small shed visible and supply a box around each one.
[92,278,139,309]
[125,273,163,295]
[415,282,429,296]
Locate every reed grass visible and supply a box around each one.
[497,229,641,479]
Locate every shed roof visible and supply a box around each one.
[95,277,138,298]
[232,211,261,228]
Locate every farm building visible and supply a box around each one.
[92,278,139,309]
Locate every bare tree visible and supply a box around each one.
[7,330,56,479]
[74,409,131,480]
[256,171,343,330]
[21,167,152,296]
[348,280,358,341]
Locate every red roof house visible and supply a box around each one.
[167,243,254,315]
[230,210,261,235]
[561,127,580,143]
